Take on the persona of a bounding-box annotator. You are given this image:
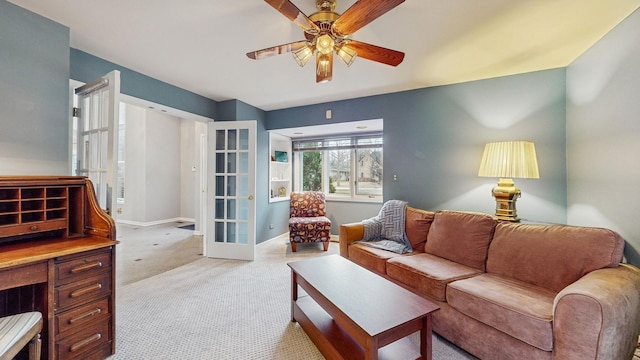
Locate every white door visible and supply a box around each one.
[73,70,121,216]
[206,121,256,260]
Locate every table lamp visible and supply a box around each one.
[478,141,539,221]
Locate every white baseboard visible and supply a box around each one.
[116,217,195,227]
[258,233,338,245]
[258,233,289,245]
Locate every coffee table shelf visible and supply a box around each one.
[294,295,421,360]
[288,255,439,360]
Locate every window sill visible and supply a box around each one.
[326,196,383,204]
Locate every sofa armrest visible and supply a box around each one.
[552,263,640,360]
[339,223,364,258]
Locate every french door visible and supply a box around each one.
[206,121,256,260]
[73,70,121,216]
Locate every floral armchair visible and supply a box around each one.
[289,192,331,252]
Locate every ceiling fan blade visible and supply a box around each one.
[246,41,308,60]
[348,40,405,66]
[264,0,319,33]
[333,0,405,35]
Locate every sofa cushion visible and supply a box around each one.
[424,211,497,271]
[348,244,404,275]
[487,222,625,292]
[404,207,435,252]
[387,253,482,301]
[447,273,556,351]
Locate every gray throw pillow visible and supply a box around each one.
[379,199,407,242]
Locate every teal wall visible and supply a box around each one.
[566,8,640,265]
[4,1,639,264]
[267,69,568,225]
[70,49,217,120]
[0,0,70,174]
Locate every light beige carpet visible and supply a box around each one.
[107,238,476,359]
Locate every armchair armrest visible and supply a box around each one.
[552,263,640,360]
[339,223,364,258]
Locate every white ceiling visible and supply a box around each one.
[8,0,640,111]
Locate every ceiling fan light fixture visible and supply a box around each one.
[250,0,406,83]
[316,52,333,83]
[292,44,314,67]
[336,43,357,67]
[316,34,335,55]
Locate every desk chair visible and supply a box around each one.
[0,312,43,360]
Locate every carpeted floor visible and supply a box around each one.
[107,237,476,359]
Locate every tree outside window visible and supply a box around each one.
[294,134,382,201]
[302,151,322,191]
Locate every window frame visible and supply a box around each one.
[292,133,383,203]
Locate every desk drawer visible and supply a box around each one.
[56,250,112,284]
[55,272,111,310]
[56,318,112,360]
[0,218,67,237]
[0,261,47,291]
[56,297,111,336]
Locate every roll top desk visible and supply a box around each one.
[0,176,117,359]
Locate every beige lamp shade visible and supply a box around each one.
[478,141,540,179]
[478,140,539,221]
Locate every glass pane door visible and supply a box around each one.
[74,71,120,216]
[207,121,255,260]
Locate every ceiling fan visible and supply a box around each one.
[246,0,406,83]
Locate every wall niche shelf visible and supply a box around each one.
[269,132,292,203]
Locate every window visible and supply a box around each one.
[70,100,127,203]
[293,134,382,201]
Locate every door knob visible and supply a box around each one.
[248,195,254,200]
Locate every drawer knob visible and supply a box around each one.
[29,225,38,231]
[70,261,103,274]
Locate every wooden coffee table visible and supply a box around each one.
[288,255,439,360]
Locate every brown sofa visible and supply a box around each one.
[340,208,640,360]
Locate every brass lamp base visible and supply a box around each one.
[492,178,521,222]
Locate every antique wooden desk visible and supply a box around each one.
[0,176,117,360]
